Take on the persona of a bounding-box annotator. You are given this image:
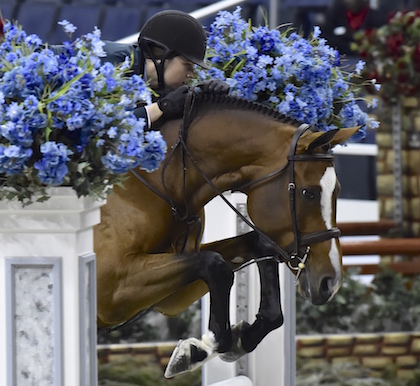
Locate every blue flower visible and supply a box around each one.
[107,126,117,138]
[256,55,273,68]
[355,60,366,75]
[368,118,380,129]
[197,7,373,141]
[0,20,163,204]
[34,142,73,185]
[100,62,115,77]
[0,145,32,174]
[25,34,43,48]
[140,131,167,172]
[58,20,77,35]
[101,152,135,174]
[1,121,33,147]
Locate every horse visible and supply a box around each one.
[94,92,358,378]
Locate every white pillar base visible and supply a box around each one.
[209,375,253,386]
[0,188,103,386]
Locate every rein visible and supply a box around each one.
[130,90,203,253]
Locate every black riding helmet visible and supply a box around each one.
[138,10,210,90]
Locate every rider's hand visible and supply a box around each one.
[198,79,230,95]
[157,85,189,118]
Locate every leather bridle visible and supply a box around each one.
[130,91,341,282]
[264,123,341,280]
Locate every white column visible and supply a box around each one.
[202,193,296,386]
[202,194,239,384]
[0,187,103,386]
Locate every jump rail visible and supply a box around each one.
[338,219,397,236]
[341,238,420,256]
[338,221,420,276]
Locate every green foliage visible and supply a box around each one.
[97,316,159,345]
[296,266,420,334]
[166,301,200,340]
[297,360,388,386]
[98,302,201,345]
[98,358,201,386]
[296,360,420,386]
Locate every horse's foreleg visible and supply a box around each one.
[202,232,284,361]
[164,250,234,378]
[165,232,281,376]
[221,259,283,362]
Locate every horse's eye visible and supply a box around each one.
[302,189,315,200]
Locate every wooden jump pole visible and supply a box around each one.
[344,262,420,276]
[338,220,397,236]
[341,238,420,256]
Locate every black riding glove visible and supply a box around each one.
[157,85,189,118]
[198,79,230,95]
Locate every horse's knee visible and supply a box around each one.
[199,251,234,288]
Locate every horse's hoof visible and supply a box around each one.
[219,320,249,363]
[164,333,217,378]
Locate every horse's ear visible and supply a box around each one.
[297,129,339,152]
[297,126,362,152]
[329,126,362,147]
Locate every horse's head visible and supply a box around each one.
[246,125,359,305]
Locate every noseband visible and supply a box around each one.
[131,92,341,282]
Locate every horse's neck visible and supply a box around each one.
[139,104,295,213]
[173,106,294,209]
[190,105,292,168]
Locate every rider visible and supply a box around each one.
[101,10,229,128]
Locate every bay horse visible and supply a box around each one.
[94,92,358,377]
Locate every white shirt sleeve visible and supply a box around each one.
[144,105,152,129]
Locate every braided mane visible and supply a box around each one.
[193,92,301,126]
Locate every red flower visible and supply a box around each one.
[364,29,375,38]
[388,11,397,22]
[397,74,410,83]
[0,18,3,39]
[359,50,368,58]
[367,70,380,81]
[413,43,420,72]
[405,14,416,26]
[386,33,403,57]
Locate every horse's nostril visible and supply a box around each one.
[320,276,334,294]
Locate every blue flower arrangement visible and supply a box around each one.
[197,7,379,139]
[0,20,167,205]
